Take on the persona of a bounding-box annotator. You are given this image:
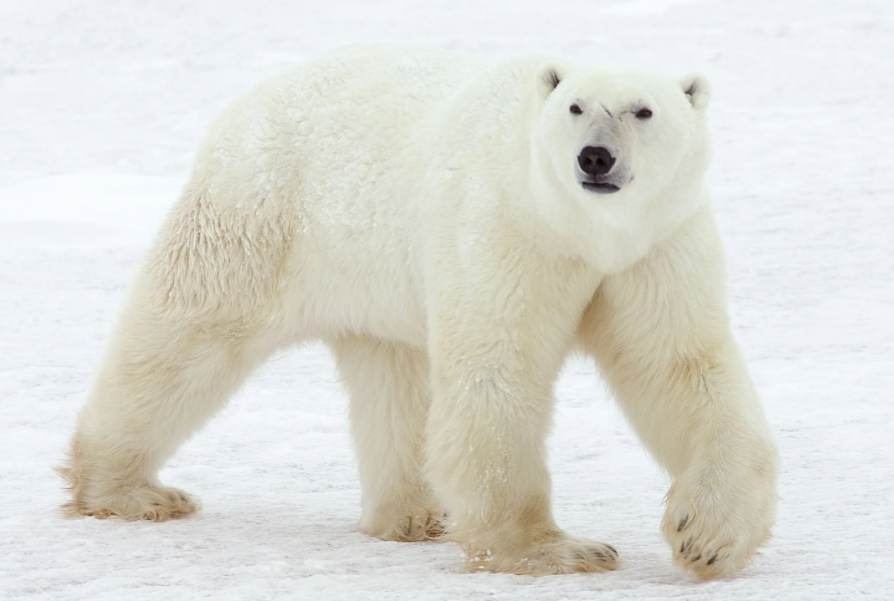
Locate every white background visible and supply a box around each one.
[1,0,892,599]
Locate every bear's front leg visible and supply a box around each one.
[423,241,614,575]
[579,204,779,580]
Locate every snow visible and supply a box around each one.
[1,0,893,599]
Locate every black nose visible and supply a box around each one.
[578,146,616,176]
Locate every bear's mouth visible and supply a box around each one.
[580,181,621,194]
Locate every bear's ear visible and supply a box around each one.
[680,73,711,111]
[535,62,568,99]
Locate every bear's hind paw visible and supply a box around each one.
[65,485,200,522]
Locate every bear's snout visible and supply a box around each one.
[578,146,616,176]
[577,146,624,194]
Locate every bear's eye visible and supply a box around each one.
[635,107,653,120]
[569,104,583,115]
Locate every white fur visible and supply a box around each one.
[60,45,778,580]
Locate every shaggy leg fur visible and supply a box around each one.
[334,335,443,541]
[59,179,294,520]
[424,245,618,575]
[578,205,779,580]
[60,281,280,520]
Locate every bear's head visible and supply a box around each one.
[529,62,712,271]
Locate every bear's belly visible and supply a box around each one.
[282,225,429,347]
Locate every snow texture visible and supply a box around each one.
[1,0,893,599]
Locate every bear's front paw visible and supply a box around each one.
[467,536,620,575]
[662,467,777,580]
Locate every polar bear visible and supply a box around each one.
[59,46,779,580]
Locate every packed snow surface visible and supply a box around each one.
[1,0,893,599]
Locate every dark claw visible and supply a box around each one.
[400,519,414,536]
[692,554,701,562]
[574,547,618,564]
[573,550,594,563]
[707,554,718,565]
[605,544,618,557]
[680,537,692,553]
[677,515,689,532]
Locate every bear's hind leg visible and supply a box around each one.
[61,183,296,520]
[334,335,443,542]
[61,285,283,521]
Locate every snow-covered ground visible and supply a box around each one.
[2,0,892,599]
